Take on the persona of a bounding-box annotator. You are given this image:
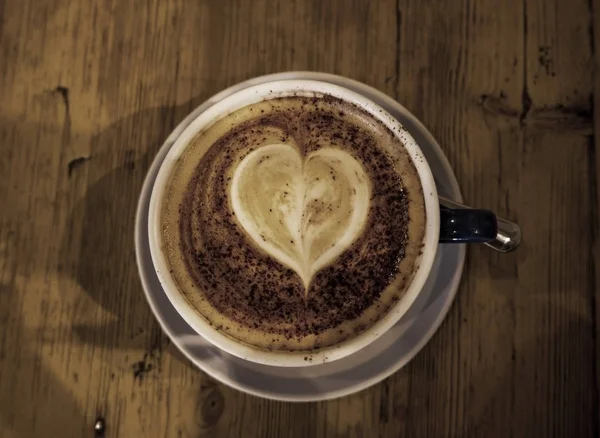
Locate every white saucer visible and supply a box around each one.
[134,72,465,402]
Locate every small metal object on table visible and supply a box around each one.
[94,418,105,438]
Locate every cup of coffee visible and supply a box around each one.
[148,80,498,366]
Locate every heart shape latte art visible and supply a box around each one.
[230,144,371,291]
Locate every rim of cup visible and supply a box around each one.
[147,79,440,367]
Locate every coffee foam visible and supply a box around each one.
[230,144,371,289]
[161,94,426,351]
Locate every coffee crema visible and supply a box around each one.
[161,94,425,351]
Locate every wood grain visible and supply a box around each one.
[0,0,598,437]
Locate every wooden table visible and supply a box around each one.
[0,1,598,437]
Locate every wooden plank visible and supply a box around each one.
[397,0,598,436]
[397,1,524,437]
[592,0,600,436]
[0,1,213,437]
[514,0,596,436]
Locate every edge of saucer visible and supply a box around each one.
[134,72,466,401]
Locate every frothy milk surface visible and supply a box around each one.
[161,95,425,351]
[231,144,371,290]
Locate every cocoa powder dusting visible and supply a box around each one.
[169,95,424,348]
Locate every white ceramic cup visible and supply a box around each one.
[148,80,440,367]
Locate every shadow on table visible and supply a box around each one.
[58,96,213,361]
[0,285,88,438]
[0,97,221,438]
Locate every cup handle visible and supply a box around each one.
[439,207,498,243]
[438,196,522,252]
